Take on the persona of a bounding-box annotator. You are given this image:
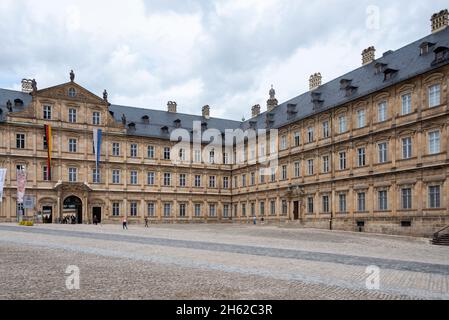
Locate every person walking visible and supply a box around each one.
[122,217,128,230]
[253,215,257,225]
[144,217,149,228]
[93,215,98,226]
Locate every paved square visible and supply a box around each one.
[0,223,448,300]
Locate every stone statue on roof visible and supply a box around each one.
[103,89,108,102]
[31,79,37,92]
[70,70,75,82]
[6,100,12,112]
[121,114,127,125]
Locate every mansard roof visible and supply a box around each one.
[1,27,449,137]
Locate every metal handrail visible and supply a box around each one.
[434,225,449,239]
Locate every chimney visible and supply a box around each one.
[167,101,177,113]
[21,79,33,93]
[251,104,261,118]
[362,46,376,66]
[309,73,322,91]
[202,105,210,119]
[431,9,449,33]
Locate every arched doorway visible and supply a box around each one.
[63,196,83,224]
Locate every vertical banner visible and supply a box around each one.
[0,169,6,203]
[44,125,52,180]
[93,128,103,170]
[16,168,26,204]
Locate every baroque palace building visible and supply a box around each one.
[1,10,449,236]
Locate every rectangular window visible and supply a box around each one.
[112,170,120,184]
[357,193,366,212]
[338,116,347,133]
[402,137,412,159]
[429,186,441,208]
[43,166,49,181]
[357,148,366,167]
[428,131,441,155]
[339,152,347,170]
[282,200,288,215]
[260,202,265,216]
[241,204,247,217]
[294,161,301,178]
[179,204,186,217]
[378,191,388,211]
[378,102,387,122]
[179,174,187,187]
[307,197,314,214]
[130,171,138,185]
[281,165,287,180]
[401,93,412,115]
[322,156,330,173]
[250,172,256,185]
[357,110,366,128]
[209,176,216,188]
[242,174,246,187]
[322,195,330,213]
[378,143,388,163]
[93,168,100,184]
[68,168,77,182]
[194,175,201,188]
[194,204,202,217]
[223,153,229,164]
[179,148,187,162]
[307,127,314,143]
[148,203,155,217]
[223,177,229,189]
[112,203,120,216]
[147,146,155,159]
[43,105,52,120]
[270,201,276,216]
[259,168,265,184]
[16,134,25,149]
[339,194,347,213]
[130,202,138,217]
[270,167,276,182]
[68,139,77,153]
[223,204,230,218]
[164,203,171,217]
[322,121,330,138]
[163,173,171,186]
[307,159,314,176]
[164,147,171,160]
[92,112,101,125]
[130,144,138,158]
[147,172,155,185]
[402,188,412,210]
[294,131,301,146]
[209,204,216,217]
[68,108,77,123]
[429,84,441,108]
[112,143,120,157]
[281,135,287,150]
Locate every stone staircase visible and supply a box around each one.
[431,226,449,246]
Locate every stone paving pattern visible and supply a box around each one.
[0,223,448,300]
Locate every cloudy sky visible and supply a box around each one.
[0,0,447,120]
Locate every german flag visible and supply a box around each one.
[44,125,52,180]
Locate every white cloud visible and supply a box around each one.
[0,0,447,120]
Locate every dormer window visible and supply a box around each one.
[161,126,169,134]
[339,79,352,89]
[68,88,76,98]
[174,119,181,128]
[432,47,449,66]
[311,92,324,109]
[14,99,24,107]
[141,115,150,124]
[374,63,387,75]
[249,121,257,129]
[420,42,435,56]
[383,68,398,81]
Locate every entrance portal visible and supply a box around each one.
[42,206,53,224]
[63,196,83,224]
[293,201,300,220]
[93,207,102,224]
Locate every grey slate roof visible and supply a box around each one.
[1,28,448,138]
[0,88,32,121]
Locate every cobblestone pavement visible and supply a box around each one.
[0,223,448,300]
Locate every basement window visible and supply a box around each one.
[401,221,412,227]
